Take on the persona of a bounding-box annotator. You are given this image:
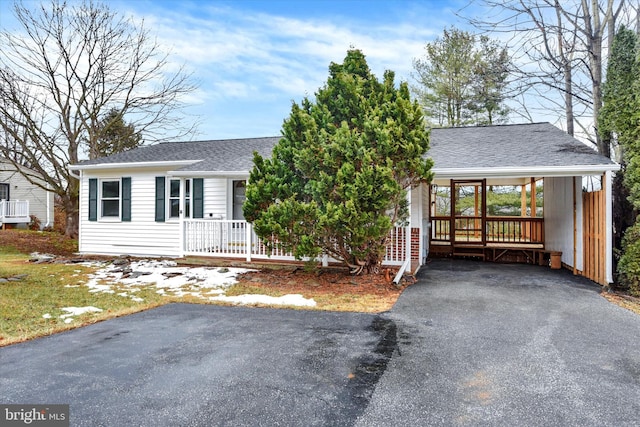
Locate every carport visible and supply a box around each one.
[418,123,619,285]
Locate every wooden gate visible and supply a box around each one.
[583,190,606,285]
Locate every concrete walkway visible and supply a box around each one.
[358,259,640,426]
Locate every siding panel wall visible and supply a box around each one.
[79,171,229,256]
[0,161,54,228]
[544,176,583,271]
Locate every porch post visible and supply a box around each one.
[246,222,252,262]
[178,179,185,257]
[405,189,412,271]
[605,171,614,283]
[530,177,537,217]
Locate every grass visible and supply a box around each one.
[4,228,636,347]
[224,282,399,312]
[0,249,168,346]
[0,231,403,346]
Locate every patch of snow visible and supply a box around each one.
[42,313,52,319]
[209,293,317,307]
[59,306,103,318]
[58,306,103,323]
[75,260,317,308]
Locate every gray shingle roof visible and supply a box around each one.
[75,136,281,172]
[429,122,614,169]
[74,123,616,173]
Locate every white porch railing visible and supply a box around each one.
[0,199,30,223]
[183,219,408,266]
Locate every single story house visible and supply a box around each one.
[69,122,619,285]
[0,158,54,229]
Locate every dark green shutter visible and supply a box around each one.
[193,178,204,219]
[121,177,131,222]
[155,177,165,222]
[88,178,98,221]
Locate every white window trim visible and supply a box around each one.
[230,179,247,221]
[167,178,193,222]
[99,178,121,221]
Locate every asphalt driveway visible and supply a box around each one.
[359,259,640,426]
[0,305,392,426]
[1,259,640,426]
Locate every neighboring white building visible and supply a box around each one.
[69,123,620,285]
[0,159,54,229]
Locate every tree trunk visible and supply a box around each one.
[62,177,80,239]
[564,62,575,136]
[62,195,79,239]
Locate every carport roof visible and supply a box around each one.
[71,122,618,177]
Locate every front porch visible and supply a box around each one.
[182,219,415,268]
[0,200,30,227]
[428,179,549,264]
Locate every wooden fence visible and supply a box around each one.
[583,190,606,285]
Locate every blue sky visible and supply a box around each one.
[0,0,482,141]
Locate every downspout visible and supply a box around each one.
[394,189,413,284]
[43,182,52,229]
[573,177,577,275]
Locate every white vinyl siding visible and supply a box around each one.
[80,169,180,256]
[0,160,54,228]
[79,171,235,256]
[544,176,583,272]
[203,178,227,219]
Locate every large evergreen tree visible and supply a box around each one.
[412,27,511,127]
[599,27,640,295]
[244,49,433,275]
[92,108,143,158]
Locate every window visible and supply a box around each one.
[184,179,191,218]
[101,180,120,217]
[155,177,203,222]
[169,179,192,219]
[169,179,180,218]
[0,183,8,201]
[232,180,246,220]
[88,178,130,222]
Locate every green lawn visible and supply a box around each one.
[0,248,167,346]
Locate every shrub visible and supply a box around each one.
[617,219,640,296]
[28,215,41,230]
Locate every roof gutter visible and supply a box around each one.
[169,171,249,178]
[432,163,620,179]
[69,160,200,171]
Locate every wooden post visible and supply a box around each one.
[474,185,480,239]
[450,179,455,246]
[521,184,527,240]
[530,177,536,218]
[573,177,577,275]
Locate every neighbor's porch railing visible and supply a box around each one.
[430,216,544,245]
[183,219,407,265]
[0,199,30,222]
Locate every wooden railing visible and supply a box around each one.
[430,216,544,245]
[183,220,408,265]
[0,199,30,221]
[486,217,544,244]
[431,216,451,242]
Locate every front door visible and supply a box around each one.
[451,180,486,245]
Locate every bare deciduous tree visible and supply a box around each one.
[464,0,625,156]
[0,0,198,237]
